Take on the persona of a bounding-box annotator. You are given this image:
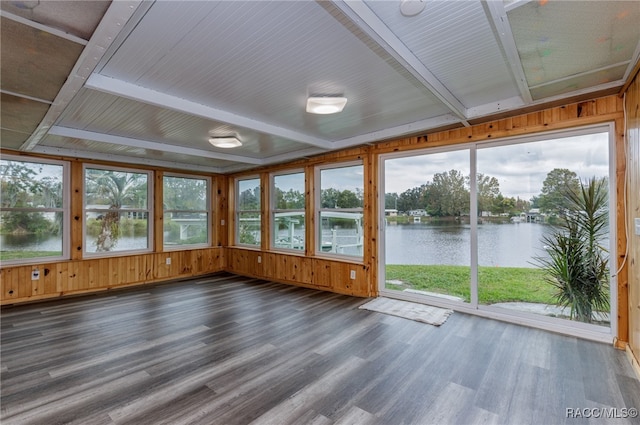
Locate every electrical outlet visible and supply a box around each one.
[221,219,225,226]
[166,257,171,265]
[635,218,640,236]
[258,256,262,264]
[32,268,40,280]
[350,270,356,280]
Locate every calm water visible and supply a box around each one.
[385,221,554,267]
[3,222,556,266]
[0,234,146,253]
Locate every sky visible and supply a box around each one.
[383,131,610,201]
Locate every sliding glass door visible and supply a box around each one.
[381,126,614,334]
[383,149,471,304]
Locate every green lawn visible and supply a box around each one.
[385,264,556,305]
[0,251,61,261]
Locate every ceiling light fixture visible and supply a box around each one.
[209,136,242,148]
[306,96,348,114]
[400,0,426,17]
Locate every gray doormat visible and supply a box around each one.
[359,297,453,326]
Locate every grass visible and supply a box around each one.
[385,264,555,305]
[0,251,61,261]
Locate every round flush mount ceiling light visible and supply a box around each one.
[306,96,348,114]
[400,0,426,17]
[209,136,242,148]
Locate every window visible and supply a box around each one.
[236,177,261,246]
[84,166,151,255]
[163,174,210,248]
[317,163,364,258]
[271,171,305,251]
[380,125,615,336]
[0,156,68,263]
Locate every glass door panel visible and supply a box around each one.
[476,133,611,327]
[384,150,471,304]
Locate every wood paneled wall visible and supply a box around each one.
[1,248,224,303]
[0,94,632,349]
[0,155,227,304]
[624,71,640,367]
[226,95,629,343]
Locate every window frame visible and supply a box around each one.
[378,123,617,342]
[270,169,306,252]
[83,164,153,257]
[162,172,212,250]
[235,175,262,248]
[0,155,70,265]
[315,160,364,259]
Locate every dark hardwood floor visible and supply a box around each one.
[2,273,639,425]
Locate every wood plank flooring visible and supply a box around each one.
[2,273,639,425]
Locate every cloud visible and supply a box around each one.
[384,131,610,200]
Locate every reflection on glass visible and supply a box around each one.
[0,159,65,261]
[84,167,149,253]
[477,133,610,326]
[273,172,305,250]
[319,211,363,256]
[318,164,364,257]
[383,150,471,302]
[85,212,148,252]
[163,176,209,247]
[237,177,261,246]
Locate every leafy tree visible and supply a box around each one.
[321,189,361,208]
[536,177,609,323]
[425,170,469,217]
[385,192,399,210]
[85,170,147,251]
[238,187,260,211]
[274,188,304,209]
[1,161,62,235]
[538,168,580,216]
[477,173,500,216]
[163,177,207,211]
[397,185,425,212]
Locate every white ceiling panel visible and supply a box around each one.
[509,1,640,88]
[97,0,453,140]
[5,0,639,173]
[366,0,520,108]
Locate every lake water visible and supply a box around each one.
[3,222,556,267]
[385,221,554,267]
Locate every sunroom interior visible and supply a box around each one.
[1,0,640,423]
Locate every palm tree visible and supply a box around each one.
[536,177,609,323]
[85,170,147,251]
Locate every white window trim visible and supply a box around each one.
[83,164,153,257]
[0,155,70,265]
[315,160,364,260]
[162,173,212,250]
[378,123,617,343]
[270,169,305,252]
[235,175,261,248]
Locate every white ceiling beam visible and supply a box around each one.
[48,126,264,165]
[332,114,463,150]
[332,0,469,125]
[482,0,533,104]
[85,73,334,151]
[19,0,146,151]
[31,145,224,174]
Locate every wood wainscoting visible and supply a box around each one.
[226,247,372,297]
[0,247,224,304]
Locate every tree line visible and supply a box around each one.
[385,168,600,218]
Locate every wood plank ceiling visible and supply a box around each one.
[2,0,639,174]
